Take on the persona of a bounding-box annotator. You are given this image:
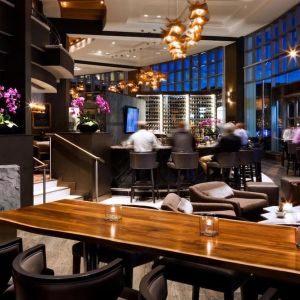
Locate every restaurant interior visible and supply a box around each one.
[1,0,300,299]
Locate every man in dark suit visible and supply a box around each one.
[200,122,241,174]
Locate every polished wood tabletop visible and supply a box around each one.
[1,200,300,283]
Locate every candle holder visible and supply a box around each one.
[105,205,122,222]
[200,215,219,237]
[283,202,293,213]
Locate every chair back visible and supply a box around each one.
[287,142,297,155]
[171,152,199,170]
[238,150,253,165]
[252,147,263,163]
[0,238,23,295]
[130,152,157,170]
[139,266,167,300]
[215,152,239,168]
[161,193,193,213]
[12,244,124,300]
[296,147,300,163]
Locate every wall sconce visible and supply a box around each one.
[29,102,46,113]
[227,90,234,104]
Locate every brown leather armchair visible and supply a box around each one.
[161,193,236,216]
[189,181,269,219]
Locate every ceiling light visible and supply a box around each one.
[60,1,68,8]
[112,41,116,45]
[157,15,161,18]
[100,0,105,4]
[105,52,110,55]
[288,48,298,59]
[144,14,149,17]
[74,66,81,71]
[133,55,137,58]
[97,50,102,54]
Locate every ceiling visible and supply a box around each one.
[42,0,300,76]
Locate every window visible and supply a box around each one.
[256,48,262,62]
[256,34,262,47]
[176,60,182,71]
[200,53,207,65]
[255,64,262,80]
[184,57,190,69]
[265,45,271,59]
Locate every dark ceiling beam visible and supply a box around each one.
[74,60,139,70]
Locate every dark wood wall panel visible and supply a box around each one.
[0,2,15,35]
[32,63,57,89]
[0,33,12,53]
[31,16,50,50]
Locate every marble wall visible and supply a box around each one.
[0,165,20,211]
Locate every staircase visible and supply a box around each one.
[34,178,83,205]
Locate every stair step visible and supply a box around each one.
[34,179,58,194]
[34,186,71,205]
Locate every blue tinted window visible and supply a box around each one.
[184,81,190,92]
[273,41,279,55]
[287,69,300,84]
[217,48,223,61]
[265,45,271,59]
[217,62,223,74]
[209,77,215,89]
[209,64,215,75]
[280,57,288,72]
[246,51,253,65]
[256,34,262,46]
[184,57,190,69]
[160,81,167,92]
[192,81,199,91]
[184,70,190,81]
[175,83,182,92]
[176,60,182,71]
[152,65,159,71]
[192,55,199,67]
[217,75,223,88]
[282,20,287,33]
[265,29,271,42]
[161,63,167,73]
[246,67,253,82]
[289,56,297,70]
[291,15,296,27]
[246,37,253,50]
[192,67,198,80]
[273,59,279,75]
[256,48,262,61]
[176,72,182,82]
[200,78,207,90]
[290,30,297,47]
[255,64,262,80]
[200,53,207,64]
[265,62,271,78]
[200,65,207,78]
[274,25,279,39]
[281,36,287,50]
[169,73,175,83]
[169,62,175,72]
[169,84,174,91]
[209,51,215,63]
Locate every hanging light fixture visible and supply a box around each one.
[162,0,209,60]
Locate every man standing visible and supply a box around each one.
[126,121,158,152]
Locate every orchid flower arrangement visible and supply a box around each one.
[199,118,222,136]
[70,95,110,127]
[0,85,21,128]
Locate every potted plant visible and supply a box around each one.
[70,95,110,133]
[0,85,21,132]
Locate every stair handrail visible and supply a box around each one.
[48,133,105,201]
[33,157,48,204]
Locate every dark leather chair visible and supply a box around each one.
[12,244,137,300]
[139,266,167,300]
[167,152,199,195]
[189,181,269,220]
[130,152,158,203]
[0,238,23,300]
[161,193,236,216]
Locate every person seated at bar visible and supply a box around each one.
[171,121,196,153]
[283,124,295,142]
[199,122,242,174]
[126,120,159,152]
[234,122,249,148]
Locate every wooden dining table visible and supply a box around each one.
[1,199,300,286]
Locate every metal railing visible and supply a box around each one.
[49,134,105,202]
[33,157,48,204]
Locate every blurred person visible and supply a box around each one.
[171,121,196,153]
[292,126,300,144]
[199,122,242,174]
[283,125,295,142]
[234,122,249,147]
[126,121,158,152]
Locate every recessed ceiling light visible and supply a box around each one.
[105,52,110,55]
[157,15,161,18]
[74,66,81,71]
[112,41,116,45]
[126,54,130,57]
[133,55,136,58]
[163,47,167,50]
[144,14,149,17]
[100,0,104,4]
[97,50,102,54]
[156,52,161,55]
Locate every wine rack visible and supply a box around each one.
[189,94,216,126]
[137,95,161,131]
[163,95,187,135]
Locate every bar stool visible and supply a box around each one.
[252,148,263,181]
[130,152,158,203]
[238,149,254,189]
[167,152,199,196]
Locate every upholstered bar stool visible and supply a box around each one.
[130,152,158,203]
[238,149,254,189]
[167,152,199,195]
[252,147,263,182]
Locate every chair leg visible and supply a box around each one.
[124,265,134,288]
[72,254,81,274]
[192,286,200,300]
[131,170,135,203]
